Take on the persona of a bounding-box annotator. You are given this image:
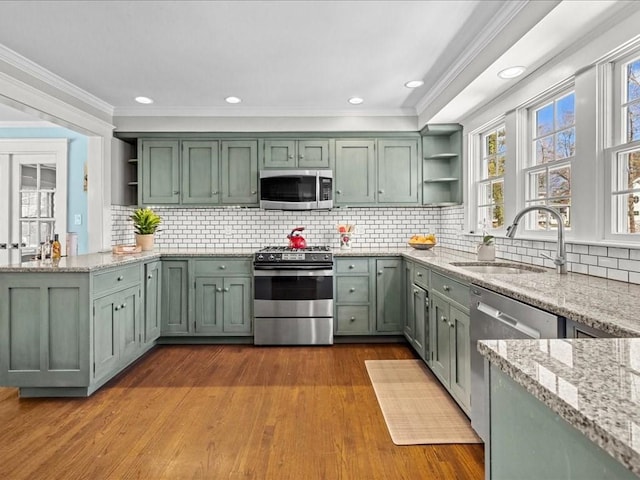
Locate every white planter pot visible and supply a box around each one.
[135,233,155,251]
[477,244,495,261]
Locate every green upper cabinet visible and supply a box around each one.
[422,124,463,206]
[263,139,330,169]
[141,140,180,204]
[335,139,376,205]
[377,139,419,204]
[221,140,258,205]
[181,141,220,204]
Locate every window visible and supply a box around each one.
[609,53,640,236]
[476,124,506,230]
[524,90,575,232]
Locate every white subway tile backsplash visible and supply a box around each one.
[112,204,640,284]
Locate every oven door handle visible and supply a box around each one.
[253,268,333,277]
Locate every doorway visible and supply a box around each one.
[0,139,67,265]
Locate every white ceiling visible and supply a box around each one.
[0,0,633,127]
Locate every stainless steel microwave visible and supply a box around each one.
[259,169,333,210]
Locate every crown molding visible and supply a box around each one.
[0,43,114,117]
[113,105,417,118]
[0,121,57,128]
[415,0,529,115]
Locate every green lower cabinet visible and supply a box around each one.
[0,273,90,389]
[336,305,370,334]
[409,284,428,360]
[429,287,471,413]
[193,276,252,335]
[161,260,190,334]
[489,366,636,480]
[375,258,403,333]
[143,260,162,344]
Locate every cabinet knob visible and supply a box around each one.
[219,265,226,270]
[288,154,294,159]
[378,189,384,194]
[449,322,455,328]
[121,303,126,309]
[417,272,422,277]
[414,290,419,295]
[223,288,229,292]
[350,316,356,322]
[251,190,257,194]
[114,305,120,311]
[212,191,219,195]
[336,190,342,194]
[443,285,450,291]
[441,316,447,323]
[117,276,124,281]
[147,274,153,279]
[349,287,355,292]
[299,154,304,159]
[348,264,355,269]
[216,288,223,292]
[173,191,179,194]
[378,270,383,275]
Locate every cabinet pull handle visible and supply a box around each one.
[117,276,124,281]
[11,243,19,249]
[0,243,6,249]
[349,287,355,292]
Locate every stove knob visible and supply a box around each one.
[324,255,330,260]
[268,255,275,261]
[257,254,264,260]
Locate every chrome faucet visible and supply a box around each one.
[505,205,567,274]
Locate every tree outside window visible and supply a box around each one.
[477,125,505,229]
[525,91,575,231]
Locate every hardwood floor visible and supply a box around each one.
[0,344,484,479]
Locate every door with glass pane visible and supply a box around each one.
[0,139,67,266]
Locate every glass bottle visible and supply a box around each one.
[52,234,61,259]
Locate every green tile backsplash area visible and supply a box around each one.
[111,205,640,285]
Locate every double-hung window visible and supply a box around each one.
[608,52,640,238]
[523,89,575,232]
[476,124,506,230]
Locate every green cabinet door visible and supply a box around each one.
[404,262,415,339]
[375,258,403,333]
[413,286,427,360]
[298,140,330,168]
[430,293,451,386]
[93,294,119,381]
[161,260,189,334]
[221,140,258,205]
[449,305,470,410]
[335,140,376,205]
[141,140,180,204]
[182,141,220,204]
[194,276,224,334]
[118,285,141,364]
[377,139,419,204]
[222,277,252,333]
[264,140,297,168]
[143,261,161,344]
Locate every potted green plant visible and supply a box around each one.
[130,207,161,251]
[477,234,495,261]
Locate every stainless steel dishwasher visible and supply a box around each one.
[469,285,562,443]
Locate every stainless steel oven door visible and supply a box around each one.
[254,268,333,318]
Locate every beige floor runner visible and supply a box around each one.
[365,359,482,445]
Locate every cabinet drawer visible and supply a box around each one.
[336,258,369,274]
[93,264,140,295]
[336,306,370,334]
[413,264,429,289]
[193,258,251,276]
[336,276,369,303]
[431,271,469,309]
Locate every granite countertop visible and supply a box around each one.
[478,338,640,476]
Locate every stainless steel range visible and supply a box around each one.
[253,246,333,345]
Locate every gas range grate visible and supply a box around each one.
[258,246,331,253]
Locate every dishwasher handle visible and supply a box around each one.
[476,301,541,339]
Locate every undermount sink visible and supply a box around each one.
[450,262,548,275]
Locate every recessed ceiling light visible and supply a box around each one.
[348,97,364,105]
[225,96,242,104]
[497,66,526,79]
[404,80,424,88]
[135,96,154,104]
